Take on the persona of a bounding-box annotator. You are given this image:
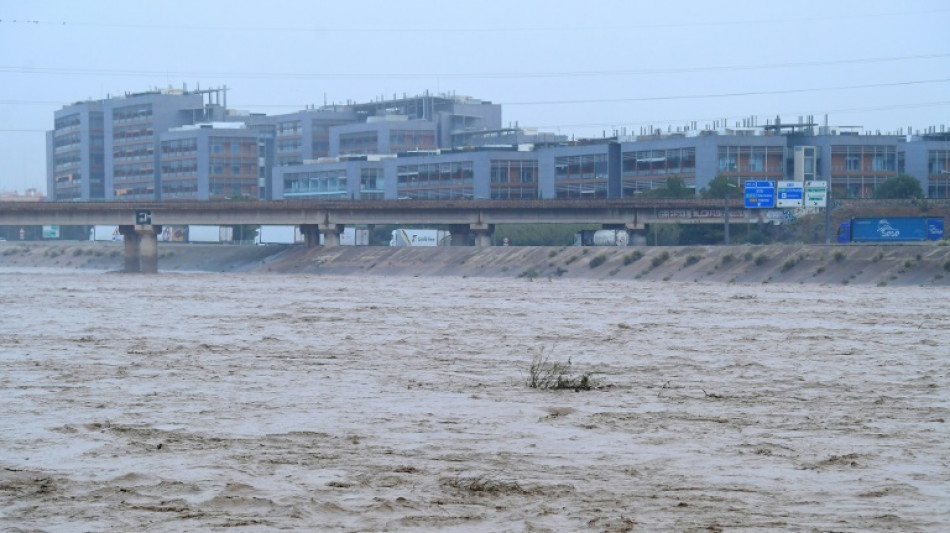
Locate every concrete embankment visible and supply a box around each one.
[2,240,950,286]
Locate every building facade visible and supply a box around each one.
[47,88,227,201]
[159,123,260,200]
[47,100,105,201]
[48,90,950,202]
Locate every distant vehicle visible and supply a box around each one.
[257,225,304,245]
[322,227,369,246]
[573,229,629,246]
[390,229,451,246]
[187,225,233,243]
[837,217,944,243]
[255,226,369,245]
[89,225,123,242]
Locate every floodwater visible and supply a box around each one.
[1,271,948,532]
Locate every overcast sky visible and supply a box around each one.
[1,0,948,194]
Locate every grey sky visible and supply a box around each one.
[1,0,948,194]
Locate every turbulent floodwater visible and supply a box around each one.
[1,271,948,532]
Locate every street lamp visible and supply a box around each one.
[724,182,737,245]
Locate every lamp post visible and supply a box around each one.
[724,182,737,245]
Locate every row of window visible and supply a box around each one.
[161,139,198,154]
[490,185,538,199]
[623,148,698,176]
[339,132,379,155]
[114,164,154,178]
[490,160,537,184]
[112,105,152,123]
[389,130,437,151]
[397,162,474,188]
[928,150,949,175]
[398,187,475,200]
[211,140,256,154]
[360,168,384,193]
[556,181,608,198]
[717,146,784,173]
[113,127,154,140]
[928,176,950,198]
[283,171,348,196]
[554,154,608,181]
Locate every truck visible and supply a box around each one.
[325,227,369,246]
[837,217,944,243]
[257,225,304,245]
[390,229,452,247]
[573,229,629,246]
[187,225,233,243]
[89,225,122,242]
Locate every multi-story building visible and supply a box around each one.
[258,107,357,167]
[49,89,950,202]
[159,123,260,200]
[902,131,950,199]
[46,100,105,201]
[47,87,227,201]
[105,89,226,200]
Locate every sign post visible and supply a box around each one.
[743,181,775,209]
[776,181,804,208]
[805,181,828,208]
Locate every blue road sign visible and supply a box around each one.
[744,181,775,209]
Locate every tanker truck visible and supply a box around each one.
[573,229,630,246]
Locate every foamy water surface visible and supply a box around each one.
[1,272,948,531]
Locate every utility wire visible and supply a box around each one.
[1,79,946,109]
[501,79,950,106]
[2,7,947,33]
[0,53,947,81]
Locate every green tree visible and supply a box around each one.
[873,174,924,199]
[700,175,741,199]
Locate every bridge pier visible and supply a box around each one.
[320,224,342,247]
[300,224,320,248]
[448,224,470,246]
[472,223,494,247]
[120,226,140,272]
[449,223,494,247]
[139,227,159,274]
[118,225,161,273]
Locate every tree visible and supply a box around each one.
[700,175,741,199]
[873,174,924,199]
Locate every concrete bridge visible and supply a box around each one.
[0,198,746,273]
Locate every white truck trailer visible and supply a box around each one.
[256,225,304,245]
[390,229,452,246]
[187,225,233,243]
[89,225,122,242]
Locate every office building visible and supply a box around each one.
[48,89,950,202]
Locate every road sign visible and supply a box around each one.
[135,210,152,225]
[805,181,828,207]
[776,181,804,208]
[42,225,60,239]
[744,180,775,209]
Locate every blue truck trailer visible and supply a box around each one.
[837,217,944,243]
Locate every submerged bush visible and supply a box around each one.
[527,348,593,391]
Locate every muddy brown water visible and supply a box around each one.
[1,271,948,531]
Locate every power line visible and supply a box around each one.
[2,7,947,33]
[501,79,950,106]
[0,53,947,81]
[3,78,941,109]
